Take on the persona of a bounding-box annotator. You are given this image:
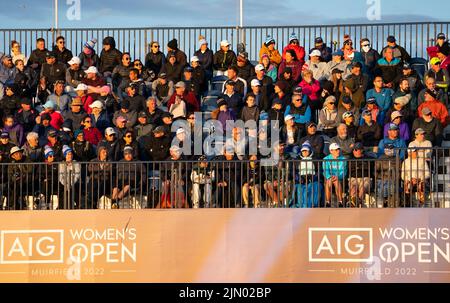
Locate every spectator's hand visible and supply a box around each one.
[331,176,337,182]
[35,116,41,125]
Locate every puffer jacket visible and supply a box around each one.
[259,43,282,66]
[99,37,122,74]
[213,50,237,72]
[145,51,165,75]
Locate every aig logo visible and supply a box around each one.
[0,230,64,264]
[309,228,373,262]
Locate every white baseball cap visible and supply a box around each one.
[176,128,185,135]
[255,64,265,72]
[105,127,116,135]
[190,56,199,62]
[89,100,104,109]
[68,56,81,65]
[75,83,88,91]
[84,66,98,74]
[329,143,341,151]
[310,49,321,57]
[284,114,294,122]
[220,40,231,47]
[250,79,261,87]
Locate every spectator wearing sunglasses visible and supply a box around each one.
[360,38,380,78]
[52,36,73,66]
[112,52,133,100]
[145,41,165,76]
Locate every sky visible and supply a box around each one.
[0,0,449,29]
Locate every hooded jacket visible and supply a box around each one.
[259,43,282,66]
[282,44,305,67]
[99,37,122,74]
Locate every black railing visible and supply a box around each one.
[1,22,449,62]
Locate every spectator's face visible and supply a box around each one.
[103,44,111,51]
[262,57,269,67]
[83,118,92,128]
[333,55,342,62]
[92,107,101,115]
[268,42,275,50]
[385,48,394,60]
[351,66,361,76]
[374,77,383,88]
[124,152,133,161]
[353,148,363,158]
[170,150,181,160]
[175,86,185,95]
[292,96,302,107]
[191,61,199,68]
[21,102,31,111]
[71,104,81,113]
[47,154,54,162]
[124,133,133,143]
[330,148,340,157]
[86,72,96,79]
[163,116,172,124]
[106,133,116,142]
[393,102,403,110]
[225,84,234,94]
[15,60,24,71]
[416,132,425,142]
[42,119,50,126]
[251,85,260,94]
[46,57,56,65]
[184,71,192,80]
[200,43,208,51]
[227,69,236,79]
[0,137,9,145]
[285,52,293,62]
[311,55,320,63]
[122,55,131,66]
[127,87,136,96]
[48,136,57,144]
[176,132,186,141]
[307,125,317,135]
[55,83,64,95]
[159,78,167,85]
[57,39,65,49]
[392,116,401,125]
[4,118,14,127]
[187,114,195,125]
[399,80,410,91]
[151,43,160,53]
[12,42,21,53]
[12,151,23,161]
[344,116,354,124]
[237,57,246,67]
[363,114,372,123]
[286,118,294,127]
[221,44,230,52]
[37,41,45,50]
[134,61,143,70]
[99,149,108,161]
[147,99,156,110]
[225,152,234,161]
[169,56,176,64]
[388,129,398,139]
[138,116,147,125]
[432,62,441,72]
[387,41,396,47]
[426,78,436,90]
[337,125,348,137]
[246,96,255,107]
[410,151,418,159]
[117,120,127,128]
[335,72,342,80]
[129,71,138,81]
[326,101,335,110]
[76,89,85,97]
[301,149,311,158]
[28,136,39,147]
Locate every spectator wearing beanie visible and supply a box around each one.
[71,129,95,161]
[193,38,214,81]
[99,36,122,76]
[167,38,187,67]
[78,38,99,71]
[272,80,291,109]
[259,35,282,67]
[417,89,449,127]
[282,33,305,68]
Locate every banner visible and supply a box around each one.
[0,209,449,282]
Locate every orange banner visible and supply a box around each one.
[0,209,449,282]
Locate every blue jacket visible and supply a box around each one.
[377,137,407,160]
[366,88,394,113]
[284,97,311,125]
[323,154,347,180]
[90,111,111,135]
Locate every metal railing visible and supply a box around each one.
[1,22,449,62]
[0,147,448,210]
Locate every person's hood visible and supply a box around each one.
[102,37,116,49]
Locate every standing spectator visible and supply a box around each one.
[58,145,81,209]
[213,40,237,75]
[294,142,321,208]
[282,33,305,68]
[53,36,73,66]
[27,38,48,73]
[381,36,411,64]
[259,35,282,67]
[99,36,122,77]
[375,144,398,207]
[78,39,99,71]
[311,37,333,63]
[190,56,206,95]
[242,155,262,208]
[194,38,214,83]
[13,58,36,98]
[7,146,32,210]
[323,143,347,208]
[166,38,187,67]
[417,89,449,127]
[87,146,113,209]
[145,41,165,76]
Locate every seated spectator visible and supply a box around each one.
[381,36,411,64]
[242,155,262,208]
[375,144,398,207]
[323,142,347,208]
[278,49,302,83]
[65,56,85,90]
[281,114,301,149]
[389,86,415,125]
[11,40,28,66]
[0,83,21,119]
[140,126,170,161]
[366,76,394,119]
[167,81,199,114]
[47,79,71,114]
[259,36,282,67]
[127,68,148,98]
[32,113,57,147]
[318,96,339,138]
[182,66,201,100]
[166,38,187,67]
[160,112,174,135]
[299,69,321,111]
[114,116,129,140]
[311,37,333,63]
[145,41,165,76]
[249,79,270,112]
[342,62,367,108]
[360,38,380,78]
[63,97,87,131]
[374,47,402,88]
[330,68,344,101]
[299,122,325,159]
[401,148,431,206]
[251,63,274,101]
[97,127,119,161]
[133,59,155,83]
[40,51,66,89]
[151,72,174,106]
[161,51,183,83]
[134,111,153,141]
[2,115,24,147]
[13,58,36,98]
[383,111,410,142]
[418,77,447,106]
[22,132,44,162]
[0,132,16,161]
[190,56,206,95]
[337,96,360,126]
[36,76,51,105]
[261,54,278,83]
[70,130,95,161]
[82,66,106,97]
[193,37,214,82]
[348,142,374,207]
[41,100,64,131]
[425,57,450,94]
[213,40,237,76]
[81,116,102,146]
[53,36,73,66]
[191,155,215,208]
[357,109,382,151]
[79,39,99,71]
[401,63,423,97]
[88,100,110,135]
[99,36,122,77]
[412,107,443,146]
[377,123,407,160]
[221,65,247,96]
[282,33,305,67]
[342,111,357,139]
[330,123,355,157]
[303,49,327,81]
[417,89,449,127]
[324,50,348,80]
[112,52,132,99]
[278,67,296,95]
[113,99,137,129]
[268,99,284,128]
[116,129,140,161]
[124,83,146,113]
[240,93,260,122]
[236,52,255,83]
[214,99,236,132]
[408,128,433,160]
[284,91,311,137]
[145,97,164,126]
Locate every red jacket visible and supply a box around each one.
[282,44,305,67]
[299,79,321,102]
[418,99,449,127]
[83,127,103,146]
[41,111,64,130]
[167,91,200,113]
[82,95,95,114]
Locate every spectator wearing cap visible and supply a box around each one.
[70,129,95,162]
[89,99,110,135]
[134,111,153,141]
[318,96,339,138]
[299,69,321,111]
[298,122,325,159]
[190,155,215,208]
[330,123,355,157]
[167,81,200,114]
[260,53,278,82]
[408,128,433,160]
[337,96,360,126]
[151,72,174,106]
[401,148,431,206]
[99,36,122,77]
[357,109,382,151]
[182,66,201,100]
[15,97,37,133]
[27,38,48,72]
[53,36,73,66]
[417,89,449,127]
[140,125,171,161]
[41,100,64,130]
[384,94,413,127]
[78,38,99,71]
[124,82,146,113]
[0,131,15,162]
[311,37,333,63]
[377,123,407,159]
[249,79,270,112]
[323,142,347,207]
[303,49,327,81]
[342,111,357,139]
[341,35,365,66]
[401,63,423,96]
[360,38,380,78]
[0,83,20,119]
[341,62,368,108]
[278,49,302,83]
[236,52,255,83]
[293,142,321,208]
[47,79,71,114]
[282,33,305,68]
[425,57,450,93]
[166,38,187,67]
[82,66,106,95]
[213,40,237,75]
[189,56,207,95]
[374,47,402,88]
[22,132,44,162]
[250,63,274,99]
[366,75,394,118]
[0,55,15,99]
[418,77,447,106]
[81,115,102,146]
[323,50,348,80]
[160,51,183,83]
[383,110,410,142]
[114,99,137,129]
[284,91,311,137]
[112,53,133,100]
[221,65,247,97]
[193,37,214,81]
[381,35,411,64]
[145,41,166,76]
[1,115,24,146]
[39,51,66,90]
[65,56,85,89]
[72,83,92,114]
[114,116,130,140]
[97,127,120,161]
[259,35,282,67]
[44,129,64,161]
[281,114,301,148]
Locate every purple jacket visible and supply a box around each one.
[217,109,236,132]
[2,122,25,147]
[383,122,410,142]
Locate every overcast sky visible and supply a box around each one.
[0,0,449,28]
